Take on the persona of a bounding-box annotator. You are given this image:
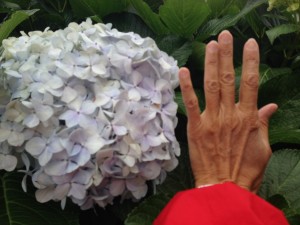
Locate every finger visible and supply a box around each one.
[239,39,260,111]
[204,41,220,115]
[179,67,201,123]
[258,103,278,137]
[218,31,235,110]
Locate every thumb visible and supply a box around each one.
[258,103,278,127]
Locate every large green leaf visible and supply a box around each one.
[259,149,300,223]
[103,12,155,38]
[0,9,39,44]
[157,35,193,67]
[130,0,168,35]
[259,64,292,85]
[0,172,79,225]
[258,73,300,131]
[159,0,211,37]
[266,24,300,45]
[69,0,128,19]
[124,193,170,225]
[125,144,194,225]
[269,129,300,145]
[196,0,266,41]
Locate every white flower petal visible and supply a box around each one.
[25,137,46,156]
[35,187,55,203]
[61,86,78,103]
[69,183,86,200]
[128,89,141,101]
[85,135,107,154]
[109,179,125,196]
[0,154,17,171]
[54,183,70,200]
[8,132,24,146]
[35,105,53,122]
[0,129,10,142]
[38,148,53,166]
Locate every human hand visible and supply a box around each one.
[179,31,277,193]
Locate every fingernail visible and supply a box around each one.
[208,41,218,53]
[220,31,232,44]
[179,68,189,78]
[247,39,257,49]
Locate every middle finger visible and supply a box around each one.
[218,31,235,111]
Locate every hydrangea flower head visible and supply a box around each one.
[0,19,180,208]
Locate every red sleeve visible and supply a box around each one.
[153,182,289,225]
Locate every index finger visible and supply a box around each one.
[179,67,201,124]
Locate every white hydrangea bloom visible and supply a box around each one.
[0,18,180,209]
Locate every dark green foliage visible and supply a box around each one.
[1,0,300,224]
[0,172,80,225]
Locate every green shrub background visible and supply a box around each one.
[1,0,300,224]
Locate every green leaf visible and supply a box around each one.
[143,0,162,12]
[69,0,128,19]
[259,149,300,222]
[130,0,168,35]
[269,129,300,145]
[258,73,300,130]
[124,193,170,225]
[176,92,186,115]
[259,64,292,85]
[159,0,211,37]
[266,24,300,45]
[0,9,39,44]
[156,35,193,67]
[171,41,193,67]
[0,172,79,225]
[103,12,155,38]
[196,0,266,41]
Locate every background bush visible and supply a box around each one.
[1,0,300,224]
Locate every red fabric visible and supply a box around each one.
[154,182,289,225]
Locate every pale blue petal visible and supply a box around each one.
[113,125,127,136]
[69,183,86,199]
[38,148,53,166]
[59,110,79,128]
[23,114,40,128]
[44,160,68,176]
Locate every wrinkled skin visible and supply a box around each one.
[179,31,277,193]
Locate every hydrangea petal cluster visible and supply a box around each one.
[0,19,180,208]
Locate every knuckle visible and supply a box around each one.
[220,49,232,57]
[221,72,235,85]
[247,59,259,69]
[181,83,193,92]
[205,80,220,93]
[206,58,218,66]
[223,116,233,127]
[185,97,199,109]
[244,74,259,89]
